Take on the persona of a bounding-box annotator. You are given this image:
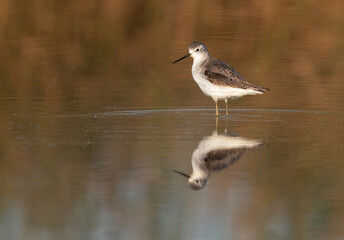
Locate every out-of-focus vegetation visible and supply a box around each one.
[0,0,343,111]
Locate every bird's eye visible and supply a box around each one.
[196,48,199,52]
[196,180,199,183]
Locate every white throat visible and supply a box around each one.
[191,52,209,65]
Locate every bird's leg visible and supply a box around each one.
[215,101,219,117]
[225,99,229,117]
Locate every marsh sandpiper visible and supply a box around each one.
[173,41,269,117]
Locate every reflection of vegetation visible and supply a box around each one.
[0,0,344,239]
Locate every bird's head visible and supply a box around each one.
[173,41,210,64]
[172,169,208,191]
[188,176,208,190]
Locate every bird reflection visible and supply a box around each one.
[173,129,264,190]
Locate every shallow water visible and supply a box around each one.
[1,1,344,240]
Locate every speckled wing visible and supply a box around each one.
[203,148,248,171]
[203,59,269,92]
[203,140,265,171]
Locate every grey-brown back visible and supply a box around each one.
[203,58,269,92]
[203,142,265,171]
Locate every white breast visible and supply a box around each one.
[191,63,261,101]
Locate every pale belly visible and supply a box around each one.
[191,70,261,101]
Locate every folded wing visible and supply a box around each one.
[203,59,269,92]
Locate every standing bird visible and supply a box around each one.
[173,41,269,117]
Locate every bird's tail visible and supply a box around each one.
[259,86,269,92]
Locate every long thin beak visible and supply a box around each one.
[172,53,190,64]
[172,169,190,178]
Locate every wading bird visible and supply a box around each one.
[173,41,269,117]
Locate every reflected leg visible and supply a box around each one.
[215,116,218,132]
[215,101,219,117]
[225,116,228,134]
[225,99,229,117]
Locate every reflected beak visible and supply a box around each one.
[172,169,190,178]
[172,53,191,64]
